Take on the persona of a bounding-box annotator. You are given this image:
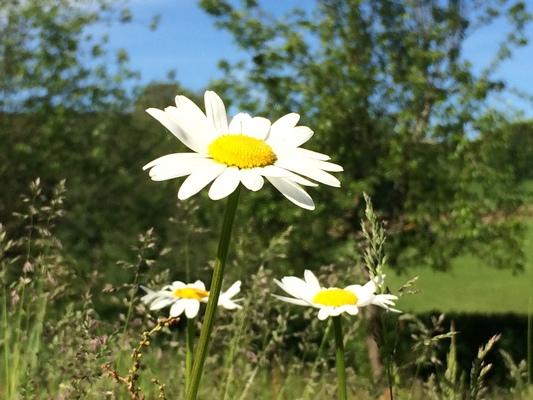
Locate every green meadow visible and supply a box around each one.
[390,219,533,314]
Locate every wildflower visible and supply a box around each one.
[141,280,242,319]
[143,91,342,210]
[274,270,399,320]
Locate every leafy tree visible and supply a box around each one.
[199,0,531,271]
[0,0,194,277]
[477,118,533,184]
[1,0,132,214]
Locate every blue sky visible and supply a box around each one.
[103,0,533,117]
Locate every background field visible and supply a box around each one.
[390,218,533,314]
[390,181,533,314]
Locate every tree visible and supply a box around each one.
[477,118,533,184]
[0,1,184,276]
[199,0,531,272]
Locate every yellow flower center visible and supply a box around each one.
[208,134,277,169]
[173,287,209,300]
[312,288,358,307]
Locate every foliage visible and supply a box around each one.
[0,0,135,112]
[478,118,533,183]
[199,0,532,271]
[0,0,210,277]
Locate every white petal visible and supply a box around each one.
[356,293,375,307]
[150,297,175,310]
[276,277,315,303]
[329,307,344,317]
[259,165,291,178]
[242,116,271,140]
[317,308,330,320]
[146,108,204,153]
[275,159,340,187]
[164,106,212,153]
[184,300,200,318]
[240,169,264,191]
[143,153,207,171]
[261,161,318,186]
[204,91,228,134]
[170,94,218,145]
[170,300,186,317]
[291,147,331,161]
[171,281,186,289]
[345,284,373,306]
[267,177,315,210]
[272,294,309,306]
[261,164,324,188]
[285,126,314,147]
[228,113,252,133]
[191,280,206,291]
[345,284,362,292]
[280,170,319,187]
[377,294,398,302]
[147,157,214,182]
[304,270,321,291]
[372,294,399,311]
[275,277,308,300]
[222,281,241,299]
[268,113,300,143]
[345,305,359,315]
[307,159,344,172]
[269,126,313,148]
[219,299,242,310]
[362,279,377,294]
[140,286,158,303]
[178,161,227,200]
[208,167,241,200]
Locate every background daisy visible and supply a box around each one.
[274,270,399,320]
[141,279,242,319]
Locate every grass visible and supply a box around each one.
[389,220,533,314]
[2,181,532,399]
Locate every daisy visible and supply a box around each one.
[141,280,242,319]
[143,91,343,210]
[273,270,399,320]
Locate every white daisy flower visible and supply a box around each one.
[143,91,343,210]
[273,270,399,320]
[141,280,242,319]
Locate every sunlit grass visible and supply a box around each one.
[389,220,533,314]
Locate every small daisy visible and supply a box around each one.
[141,280,242,319]
[274,270,399,320]
[143,91,343,210]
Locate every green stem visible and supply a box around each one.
[526,297,533,387]
[333,316,347,400]
[2,293,10,399]
[186,187,241,400]
[185,317,195,393]
[122,268,140,336]
[303,318,332,400]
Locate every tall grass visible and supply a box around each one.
[0,180,531,399]
[1,179,62,398]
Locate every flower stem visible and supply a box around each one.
[333,316,347,400]
[185,318,195,393]
[186,187,241,399]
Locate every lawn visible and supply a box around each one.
[388,219,533,314]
